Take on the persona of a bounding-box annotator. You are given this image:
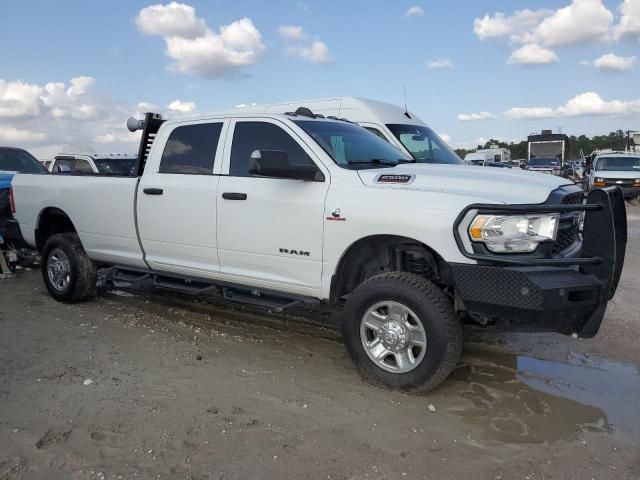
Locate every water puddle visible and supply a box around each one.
[445,348,640,443]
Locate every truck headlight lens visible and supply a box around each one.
[468,214,559,253]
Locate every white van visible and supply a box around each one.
[233,97,457,163]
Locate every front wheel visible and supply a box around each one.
[342,272,462,393]
[42,233,97,303]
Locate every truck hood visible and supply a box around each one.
[357,164,572,205]
[594,171,640,179]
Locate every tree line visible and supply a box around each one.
[454,130,631,160]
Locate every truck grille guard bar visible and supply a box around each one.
[453,187,627,298]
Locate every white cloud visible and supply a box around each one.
[277,25,307,41]
[473,9,551,41]
[135,2,207,38]
[530,0,613,47]
[279,26,334,64]
[0,75,154,158]
[505,92,640,119]
[287,41,334,64]
[508,44,559,65]
[615,0,640,41]
[0,126,47,143]
[593,52,637,71]
[457,111,496,121]
[67,76,95,97]
[405,6,424,18]
[136,3,265,78]
[474,1,617,64]
[427,58,454,69]
[0,79,43,118]
[439,133,451,143]
[167,99,197,113]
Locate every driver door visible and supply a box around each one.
[216,119,329,295]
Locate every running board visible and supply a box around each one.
[104,266,319,312]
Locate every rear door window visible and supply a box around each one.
[159,123,223,175]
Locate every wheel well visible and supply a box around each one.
[330,235,451,303]
[36,207,77,252]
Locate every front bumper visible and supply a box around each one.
[451,187,627,338]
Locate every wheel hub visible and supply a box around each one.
[47,248,71,292]
[380,321,408,351]
[359,300,428,374]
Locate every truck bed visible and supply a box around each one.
[11,174,146,268]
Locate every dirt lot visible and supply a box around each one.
[1,205,639,480]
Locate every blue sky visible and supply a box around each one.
[1,0,639,157]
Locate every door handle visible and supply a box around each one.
[143,188,163,195]
[222,192,247,200]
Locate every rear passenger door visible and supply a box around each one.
[217,119,329,295]
[137,120,227,277]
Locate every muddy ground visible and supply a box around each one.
[1,205,639,480]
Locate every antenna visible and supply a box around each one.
[403,85,411,119]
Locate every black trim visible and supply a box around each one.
[222,192,247,200]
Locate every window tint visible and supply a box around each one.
[74,159,93,173]
[230,122,315,177]
[386,124,462,164]
[159,123,222,175]
[53,159,75,173]
[0,149,47,173]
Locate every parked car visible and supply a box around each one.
[526,157,561,175]
[49,153,137,175]
[10,105,627,393]
[585,151,640,198]
[1,147,47,245]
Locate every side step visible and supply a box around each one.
[104,266,319,312]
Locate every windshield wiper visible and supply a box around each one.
[346,159,400,166]
[347,158,403,166]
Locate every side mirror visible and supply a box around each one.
[248,150,322,182]
[57,164,72,173]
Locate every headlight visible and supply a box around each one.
[468,213,559,253]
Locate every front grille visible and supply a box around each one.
[561,191,584,204]
[551,191,583,254]
[604,179,635,187]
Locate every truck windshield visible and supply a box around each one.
[595,156,640,171]
[386,124,462,164]
[94,158,136,175]
[293,120,412,169]
[0,148,47,173]
[529,158,559,167]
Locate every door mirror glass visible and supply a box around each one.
[248,149,321,181]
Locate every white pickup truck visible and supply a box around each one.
[10,102,628,392]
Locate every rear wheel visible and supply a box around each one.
[42,233,96,303]
[342,272,462,393]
